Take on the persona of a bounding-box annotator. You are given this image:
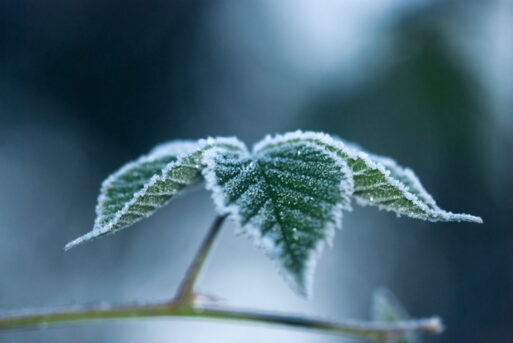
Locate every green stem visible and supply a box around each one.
[0,302,442,342]
[0,215,444,341]
[176,215,227,304]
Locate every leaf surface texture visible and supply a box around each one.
[203,132,353,295]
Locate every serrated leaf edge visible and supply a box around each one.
[366,153,438,209]
[302,132,481,223]
[203,131,354,296]
[342,144,482,223]
[65,138,246,250]
[65,142,199,250]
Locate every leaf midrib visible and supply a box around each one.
[254,158,302,280]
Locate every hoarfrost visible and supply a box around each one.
[66,130,481,298]
[65,138,245,250]
[203,131,353,296]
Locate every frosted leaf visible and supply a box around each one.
[372,288,419,343]
[65,138,246,250]
[332,137,482,223]
[202,132,353,296]
[67,130,482,298]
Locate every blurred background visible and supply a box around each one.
[0,0,512,342]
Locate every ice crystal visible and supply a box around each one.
[65,138,245,250]
[66,131,482,297]
[202,133,352,295]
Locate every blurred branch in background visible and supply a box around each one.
[0,216,442,342]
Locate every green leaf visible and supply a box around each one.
[333,138,482,223]
[372,288,418,343]
[67,130,481,298]
[202,132,353,296]
[65,138,246,250]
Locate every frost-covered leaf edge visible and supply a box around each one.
[339,140,482,223]
[327,134,481,223]
[65,137,246,250]
[94,140,200,231]
[202,131,354,296]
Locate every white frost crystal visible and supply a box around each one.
[66,131,482,297]
[65,138,245,250]
[202,132,353,295]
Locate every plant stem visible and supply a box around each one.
[176,214,227,304]
[0,215,444,341]
[0,301,442,342]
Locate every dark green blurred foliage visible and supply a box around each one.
[301,10,484,189]
[300,4,512,343]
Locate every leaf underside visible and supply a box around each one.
[66,131,482,297]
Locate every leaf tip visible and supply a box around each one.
[298,289,310,299]
[64,236,87,251]
[451,213,483,224]
[468,215,483,224]
[277,263,313,299]
[64,229,101,251]
[64,239,81,251]
[290,280,311,299]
